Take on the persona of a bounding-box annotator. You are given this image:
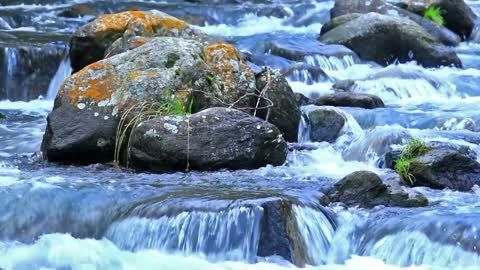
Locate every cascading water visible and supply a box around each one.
[1,0,480,269]
[105,206,263,262]
[46,56,72,100]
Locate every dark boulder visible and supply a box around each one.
[0,112,5,119]
[255,70,301,142]
[315,92,384,109]
[407,148,480,191]
[328,171,428,208]
[281,64,330,85]
[320,13,362,35]
[306,107,345,143]
[258,199,308,266]
[129,108,287,172]
[432,0,477,40]
[320,13,462,68]
[267,38,357,61]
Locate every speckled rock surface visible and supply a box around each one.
[70,10,214,72]
[42,37,257,164]
[129,107,288,172]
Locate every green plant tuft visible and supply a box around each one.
[424,6,445,26]
[394,139,432,185]
[113,91,192,169]
[165,54,180,68]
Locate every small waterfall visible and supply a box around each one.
[293,206,336,265]
[47,56,72,100]
[105,206,263,262]
[367,231,480,268]
[298,111,311,143]
[3,48,19,99]
[304,55,356,71]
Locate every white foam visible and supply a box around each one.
[0,233,463,270]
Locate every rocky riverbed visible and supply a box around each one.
[1,0,480,269]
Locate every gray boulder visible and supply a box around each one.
[129,108,287,172]
[306,107,345,143]
[69,10,213,73]
[320,13,461,68]
[315,92,385,109]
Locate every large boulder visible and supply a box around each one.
[69,10,213,73]
[328,171,428,208]
[42,37,256,164]
[431,0,477,39]
[315,92,384,109]
[255,70,300,142]
[328,0,461,46]
[407,148,480,191]
[306,107,345,143]
[319,13,462,67]
[129,108,287,172]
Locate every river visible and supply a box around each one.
[0,0,480,269]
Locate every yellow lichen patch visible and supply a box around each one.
[204,43,241,64]
[92,11,148,34]
[134,38,148,47]
[204,43,244,88]
[156,17,188,32]
[129,71,158,80]
[90,11,189,38]
[67,62,118,105]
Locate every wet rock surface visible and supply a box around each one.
[320,13,462,67]
[328,171,428,208]
[315,92,385,109]
[129,108,288,172]
[306,107,345,143]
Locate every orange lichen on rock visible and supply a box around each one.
[156,17,188,32]
[134,38,148,47]
[66,62,118,104]
[129,71,158,80]
[204,43,250,88]
[90,11,189,37]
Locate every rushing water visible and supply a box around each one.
[1,0,480,269]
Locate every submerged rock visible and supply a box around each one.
[42,37,256,164]
[280,64,330,84]
[255,70,300,142]
[57,3,100,18]
[258,199,307,266]
[306,107,345,143]
[0,112,5,119]
[315,92,384,109]
[319,13,461,68]
[436,118,477,132]
[267,39,356,62]
[69,10,213,73]
[328,171,428,208]
[129,108,287,172]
